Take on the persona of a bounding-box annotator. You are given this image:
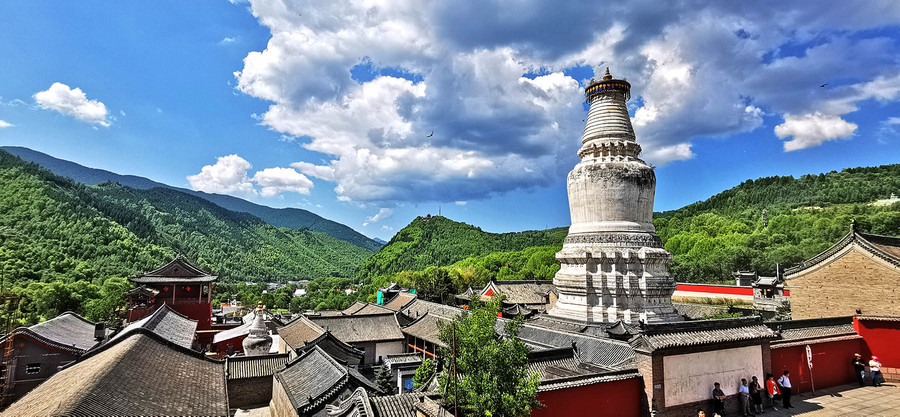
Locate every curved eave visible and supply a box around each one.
[784,231,900,279]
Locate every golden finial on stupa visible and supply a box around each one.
[603,67,613,80]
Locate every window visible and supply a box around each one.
[25,363,40,375]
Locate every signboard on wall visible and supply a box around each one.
[662,345,764,406]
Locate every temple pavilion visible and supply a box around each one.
[125,256,217,330]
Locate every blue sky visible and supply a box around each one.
[1,1,899,240]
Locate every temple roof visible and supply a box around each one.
[482,279,555,306]
[785,226,900,277]
[342,301,394,316]
[275,345,379,415]
[369,393,427,417]
[310,313,404,344]
[226,353,290,380]
[125,284,160,299]
[767,316,858,347]
[130,256,217,284]
[326,387,375,417]
[512,321,635,368]
[635,317,775,351]
[278,315,327,350]
[400,299,465,320]
[108,304,198,349]
[213,320,253,344]
[1,311,102,353]
[3,332,227,416]
[401,313,448,347]
[383,292,417,311]
[527,347,641,392]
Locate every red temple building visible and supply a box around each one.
[125,257,217,332]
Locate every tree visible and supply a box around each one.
[413,358,435,389]
[374,364,395,394]
[438,298,540,417]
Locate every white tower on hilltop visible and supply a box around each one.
[546,68,681,325]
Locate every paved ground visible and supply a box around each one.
[742,383,900,417]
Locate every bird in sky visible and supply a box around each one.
[426,130,434,138]
[820,83,828,88]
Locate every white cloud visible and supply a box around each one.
[187,154,257,196]
[366,208,394,223]
[252,167,313,197]
[455,201,467,206]
[188,155,315,198]
[887,117,900,125]
[381,225,393,232]
[234,0,900,203]
[775,113,858,151]
[34,82,109,126]
[0,120,13,128]
[220,37,237,45]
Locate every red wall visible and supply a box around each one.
[675,284,754,296]
[855,318,900,367]
[170,303,213,330]
[213,334,247,359]
[770,338,866,394]
[532,377,642,417]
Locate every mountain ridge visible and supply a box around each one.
[0,146,382,252]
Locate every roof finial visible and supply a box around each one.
[603,67,613,80]
[851,219,857,233]
[257,301,264,311]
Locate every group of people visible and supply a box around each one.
[705,371,794,417]
[852,353,883,387]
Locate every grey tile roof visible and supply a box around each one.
[15,311,100,352]
[310,313,404,344]
[278,315,326,350]
[275,345,378,415]
[485,280,555,305]
[130,256,217,284]
[414,396,453,417]
[343,302,395,316]
[213,320,252,344]
[298,332,366,366]
[3,332,227,416]
[383,292,418,311]
[400,299,465,320]
[785,229,900,276]
[637,317,775,351]
[226,353,290,380]
[369,393,426,417]
[511,321,636,368]
[326,387,375,417]
[401,314,448,347]
[108,304,198,349]
[526,347,642,392]
[767,316,858,344]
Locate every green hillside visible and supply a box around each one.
[655,164,900,282]
[361,164,900,292]
[1,146,382,251]
[356,215,567,280]
[0,149,372,323]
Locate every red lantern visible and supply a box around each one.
[186,286,192,291]
[163,286,169,292]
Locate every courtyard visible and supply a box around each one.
[753,383,900,417]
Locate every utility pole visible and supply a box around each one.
[452,322,458,417]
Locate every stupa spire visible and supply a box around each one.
[579,68,642,162]
[546,67,681,325]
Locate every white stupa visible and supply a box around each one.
[242,302,273,355]
[546,68,682,325]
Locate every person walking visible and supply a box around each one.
[749,376,763,414]
[739,378,753,416]
[870,356,883,387]
[852,353,867,386]
[712,382,727,416]
[777,370,793,408]
[765,373,780,411]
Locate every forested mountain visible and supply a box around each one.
[652,165,900,282]
[1,146,382,251]
[356,215,567,279]
[361,164,900,290]
[0,149,373,322]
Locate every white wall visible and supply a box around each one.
[663,345,763,406]
[375,340,405,363]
